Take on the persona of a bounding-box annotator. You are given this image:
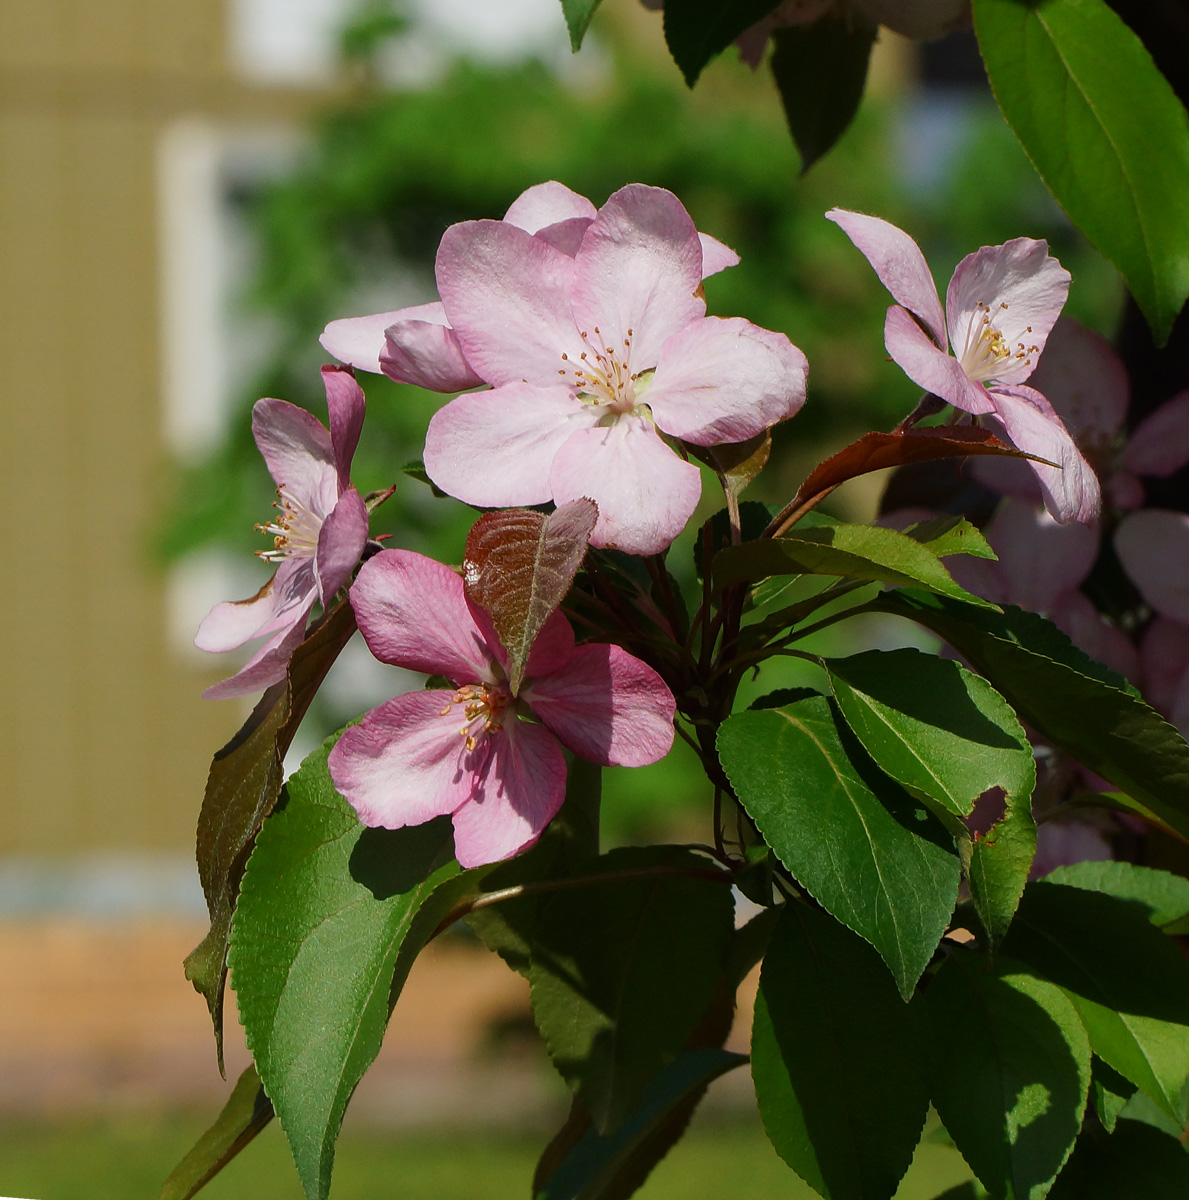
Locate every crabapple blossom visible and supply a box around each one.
[328,550,676,867]
[323,182,807,555]
[828,208,1099,525]
[194,366,369,699]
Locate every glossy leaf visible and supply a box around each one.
[662,0,784,86]
[158,1065,274,1200]
[185,598,356,1068]
[719,695,960,997]
[534,1049,747,1200]
[1090,1058,1137,1135]
[561,0,604,51]
[751,904,928,1200]
[713,522,996,608]
[923,953,1090,1200]
[903,514,996,561]
[528,845,735,1133]
[873,591,1189,842]
[1044,861,1189,933]
[229,733,459,1200]
[1048,1118,1189,1199]
[974,0,1189,346]
[1003,882,1189,1122]
[770,17,875,173]
[464,499,597,694]
[693,501,774,581]
[968,782,1038,952]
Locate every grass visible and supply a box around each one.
[0,1109,973,1200]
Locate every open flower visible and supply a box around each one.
[323,182,808,555]
[194,366,369,699]
[828,208,1099,525]
[328,550,676,867]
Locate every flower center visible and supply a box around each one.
[440,682,514,752]
[255,486,323,562]
[557,326,651,417]
[959,301,1039,383]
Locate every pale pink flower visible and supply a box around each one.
[323,182,807,555]
[195,366,369,699]
[328,550,676,867]
[828,208,1099,525]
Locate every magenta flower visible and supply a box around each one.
[194,366,369,699]
[327,549,676,867]
[828,208,1099,525]
[322,182,808,555]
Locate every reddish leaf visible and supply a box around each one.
[463,500,598,694]
[184,598,356,1070]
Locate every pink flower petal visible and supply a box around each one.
[314,487,368,605]
[827,208,947,347]
[1121,391,1189,478]
[1116,509,1189,622]
[380,308,485,393]
[1050,591,1139,682]
[884,306,994,415]
[321,309,414,374]
[946,238,1069,387]
[450,720,567,867]
[328,691,482,830]
[534,217,594,257]
[201,619,308,701]
[424,384,599,508]
[549,417,703,555]
[983,499,1098,614]
[988,386,1100,524]
[468,603,576,682]
[1139,617,1189,726]
[195,556,316,653]
[349,549,495,682]
[321,365,365,490]
[524,643,675,767]
[436,220,580,387]
[646,316,807,445]
[570,184,705,371]
[699,233,739,278]
[503,181,597,232]
[251,398,338,513]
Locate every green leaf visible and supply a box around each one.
[1002,882,1189,1122]
[1043,861,1189,932]
[528,845,735,1133]
[228,733,459,1200]
[693,501,774,581]
[968,782,1038,952]
[1090,1058,1137,1134]
[769,17,875,173]
[533,1049,747,1200]
[903,514,997,562]
[561,0,604,52]
[1048,1119,1189,1199]
[922,953,1090,1200]
[661,0,784,86]
[400,458,447,498]
[751,904,929,1200]
[158,1065,274,1200]
[973,0,1189,345]
[872,591,1189,843]
[185,598,356,1069]
[718,695,960,998]
[713,523,996,608]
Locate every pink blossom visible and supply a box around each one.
[195,366,369,699]
[327,549,677,867]
[828,208,1099,525]
[323,182,807,555]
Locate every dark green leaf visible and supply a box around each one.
[770,17,875,173]
[967,781,1038,952]
[528,845,735,1133]
[185,598,356,1069]
[973,0,1189,345]
[1003,882,1189,1121]
[693,501,774,581]
[713,523,996,608]
[228,732,458,1200]
[872,591,1189,843]
[533,1049,747,1200]
[400,459,447,498]
[158,1065,274,1200]
[662,0,784,86]
[719,695,960,997]
[751,904,928,1200]
[929,1187,987,1200]
[1048,1118,1189,1199]
[561,0,604,52]
[1044,861,1189,932]
[1091,1058,1137,1134]
[922,953,1090,1200]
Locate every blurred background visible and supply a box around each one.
[0,0,1120,1195]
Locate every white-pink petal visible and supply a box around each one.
[1120,391,1189,478]
[195,556,316,653]
[883,306,994,415]
[1116,509,1189,622]
[314,487,369,605]
[646,316,807,445]
[321,365,365,490]
[1139,617,1189,729]
[201,620,309,701]
[321,309,413,374]
[503,181,597,233]
[381,314,485,393]
[251,398,338,510]
[349,549,494,682]
[699,233,739,278]
[549,417,704,555]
